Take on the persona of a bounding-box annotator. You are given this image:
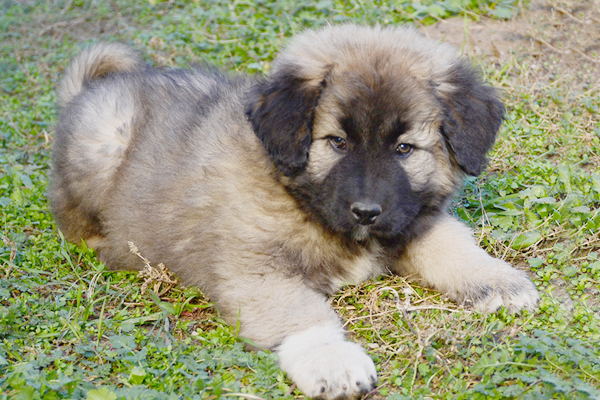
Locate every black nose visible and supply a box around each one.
[350,202,382,225]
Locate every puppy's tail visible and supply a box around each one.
[58,42,144,107]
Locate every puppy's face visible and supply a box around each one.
[295,73,457,240]
[247,26,504,241]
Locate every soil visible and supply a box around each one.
[422,0,600,93]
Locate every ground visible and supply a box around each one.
[1,0,599,399]
[425,0,600,90]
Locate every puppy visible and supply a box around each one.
[50,25,539,399]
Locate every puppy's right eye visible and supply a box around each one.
[328,136,348,152]
[395,143,413,157]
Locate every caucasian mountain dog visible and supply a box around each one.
[50,25,539,399]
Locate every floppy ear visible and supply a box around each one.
[438,61,505,176]
[246,67,325,177]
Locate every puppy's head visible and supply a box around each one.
[246,25,504,240]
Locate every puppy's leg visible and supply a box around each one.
[215,273,377,400]
[394,213,539,312]
[278,324,377,400]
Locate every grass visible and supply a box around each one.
[1,0,600,399]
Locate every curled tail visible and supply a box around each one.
[58,42,144,107]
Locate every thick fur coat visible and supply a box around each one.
[50,25,539,399]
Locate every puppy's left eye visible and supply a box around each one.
[395,143,413,157]
[329,136,348,152]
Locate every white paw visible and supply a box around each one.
[467,261,540,313]
[277,325,377,399]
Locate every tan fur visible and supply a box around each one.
[50,25,538,399]
[396,214,540,312]
[58,42,144,107]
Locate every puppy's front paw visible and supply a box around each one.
[464,260,539,313]
[277,325,377,399]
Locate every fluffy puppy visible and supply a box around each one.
[50,25,539,399]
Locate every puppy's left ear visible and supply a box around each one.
[246,68,325,177]
[438,61,505,176]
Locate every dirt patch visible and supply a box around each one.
[423,0,600,93]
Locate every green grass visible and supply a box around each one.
[1,0,600,399]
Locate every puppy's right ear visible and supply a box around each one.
[246,67,325,177]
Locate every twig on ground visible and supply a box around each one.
[128,241,178,296]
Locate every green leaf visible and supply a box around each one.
[570,205,590,213]
[490,6,515,19]
[557,166,572,192]
[539,370,572,393]
[86,388,117,400]
[527,258,544,268]
[19,173,33,189]
[530,197,556,204]
[501,384,524,396]
[129,365,147,385]
[427,4,447,17]
[511,231,542,250]
[13,386,37,400]
[563,266,578,277]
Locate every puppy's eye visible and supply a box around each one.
[395,143,413,157]
[329,136,348,152]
